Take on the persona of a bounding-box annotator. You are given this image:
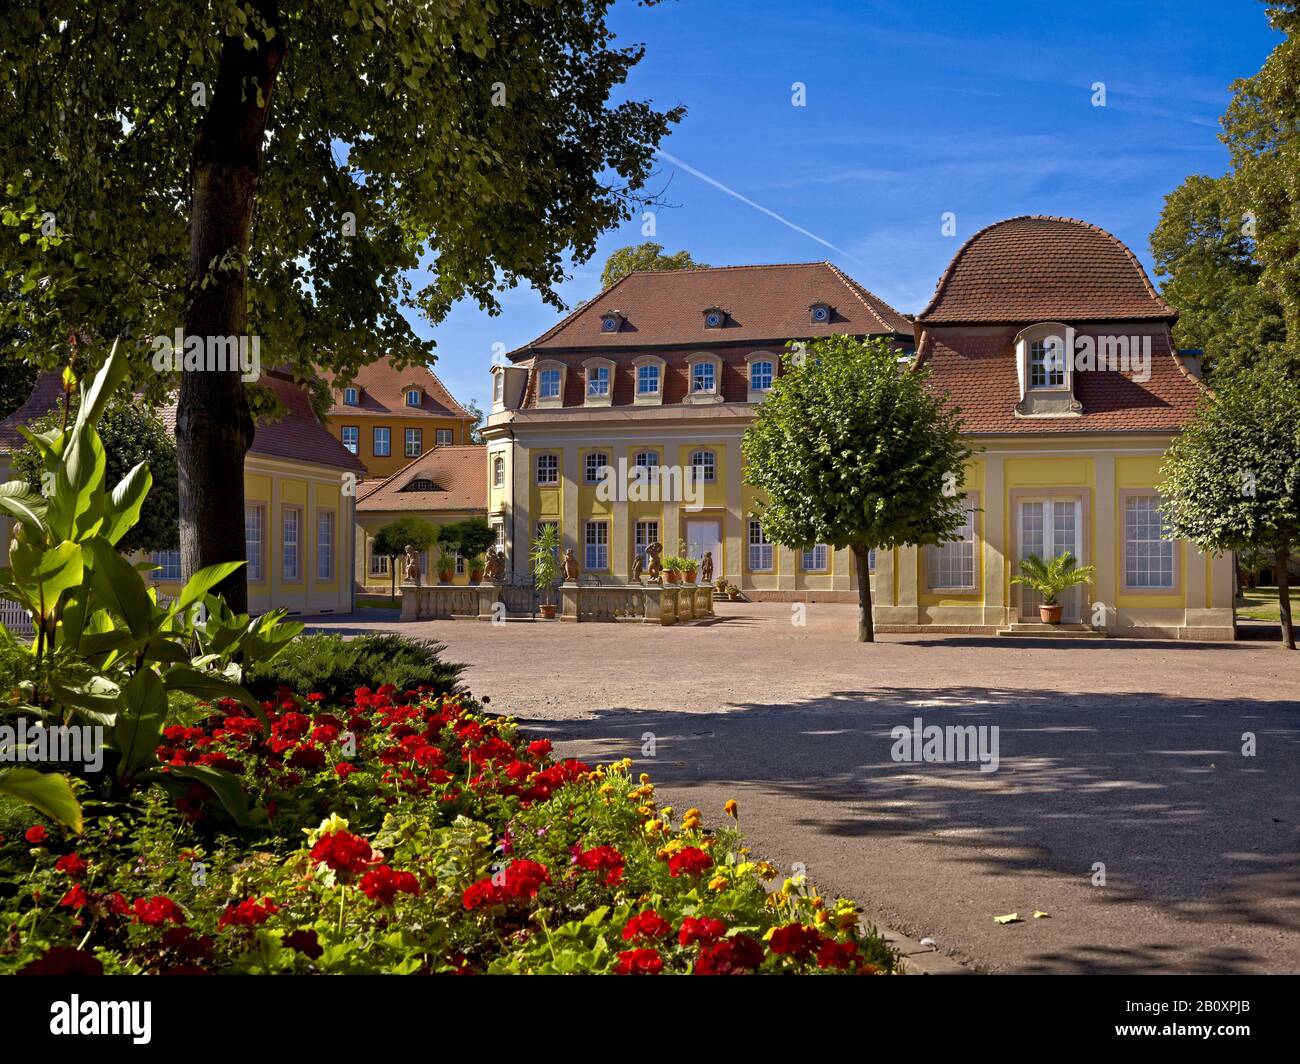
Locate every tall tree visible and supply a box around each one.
[1150,174,1287,378]
[600,242,706,289]
[742,336,972,643]
[0,1,682,612]
[1160,365,1300,649]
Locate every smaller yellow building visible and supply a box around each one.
[324,357,475,481]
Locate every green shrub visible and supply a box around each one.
[244,634,463,704]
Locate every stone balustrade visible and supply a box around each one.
[400,581,715,625]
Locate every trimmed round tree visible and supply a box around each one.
[1160,366,1300,649]
[742,335,973,642]
[372,517,438,600]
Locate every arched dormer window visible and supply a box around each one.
[686,352,723,405]
[1013,323,1081,419]
[582,356,615,407]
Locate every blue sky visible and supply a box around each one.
[421,0,1281,414]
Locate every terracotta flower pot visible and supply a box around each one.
[470,569,484,583]
[666,570,680,584]
[685,570,697,584]
[1039,603,1063,624]
[539,604,557,619]
[439,571,454,585]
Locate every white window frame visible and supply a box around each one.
[404,426,423,457]
[634,520,660,568]
[584,520,609,571]
[151,550,182,582]
[341,425,359,454]
[584,452,610,484]
[927,494,978,591]
[343,386,359,406]
[690,449,716,484]
[282,506,302,582]
[536,453,559,485]
[436,428,454,446]
[492,455,505,487]
[748,520,774,572]
[245,504,264,582]
[1123,493,1177,591]
[317,510,335,581]
[632,354,665,406]
[373,426,391,457]
[405,388,422,407]
[536,361,565,406]
[369,545,390,576]
[801,544,829,572]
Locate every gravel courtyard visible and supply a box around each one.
[307,602,1300,974]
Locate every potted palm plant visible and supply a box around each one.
[1011,552,1096,624]
[531,524,562,619]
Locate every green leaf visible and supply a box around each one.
[171,561,245,615]
[163,664,262,717]
[0,481,48,533]
[112,666,168,781]
[167,763,251,826]
[102,461,152,546]
[75,338,129,435]
[87,538,154,638]
[0,768,83,833]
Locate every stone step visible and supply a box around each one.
[998,623,1106,638]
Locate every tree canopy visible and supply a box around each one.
[600,242,706,289]
[1160,364,1300,648]
[0,0,682,609]
[742,336,973,642]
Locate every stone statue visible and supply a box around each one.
[645,541,664,583]
[482,549,503,582]
[403,544,422,587]
[562,548,580,582]
[630,552,644,584]
[700,551,713,585]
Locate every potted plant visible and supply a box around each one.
[684,558,698,584]
[663,556,686,584]
[531,524,562,619]
[437,550,455,584]
[715,577,728,593]
[1011,552,1096,624]
[725,583,741,601]
[469,554,485,583]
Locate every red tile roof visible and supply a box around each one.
[916,326,1204,434]
[511,262,911,356]
[325,357,471,420]
[0,371,365,472]
[356,445,487,513]
[918,216,1176,325]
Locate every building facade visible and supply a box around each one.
[484,220,1236,639]
[324,357,475,481]
[483,262,912,595]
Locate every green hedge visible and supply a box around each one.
[244,634,463,704]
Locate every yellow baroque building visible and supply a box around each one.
[483,220,1236,640]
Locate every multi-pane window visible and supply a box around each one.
[245,505,264,581]
[928,497,976,589]
[406,388,421,407]
[317,511,335,580]
[637,364,660,395]
[634,520,660,568]
[536,454,559,485]
[1029,338,1066,388]
[341,426,359,454]
[493,373,504,403]
[634,450,659,471]
[343,386,358,405]
[868,549,877,572]
[151,550,181,581]
[585,452,610,483]
[584,521,609,571]
[750,360,774,391]
[369,547,389,576]
[282,508,301,581]
[436,429,453,446]
[373,427,390,457]
[587,365,610,398]
[404,427,423,457]
[492,456,505,487]
[748,521,774,572]
[539,368,561,400]
[691,361,716,393]
[690,449,716,483]
[802,544,829,571]
[1125,495,1174,588]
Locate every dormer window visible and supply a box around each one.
[343,386,359,406]
[403,477,437,492]
[1013,322,1081,419]
[600,311,624,334]
[632,354,665,405]
[588,365,609,398]
[702,306,726,329]
[1029,338,1067,389]
[539,368,561,400]
[686,352,724,404]
[405,388,422,407]
[692,361,716,393]
[809,302,832,325]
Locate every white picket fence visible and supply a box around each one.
[0,597,34,638]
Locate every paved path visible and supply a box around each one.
[305,603,1300,973]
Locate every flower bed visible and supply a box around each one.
[1,685,896,975]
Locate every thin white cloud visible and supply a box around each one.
[654,149,860,261]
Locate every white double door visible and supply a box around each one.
[685,520,721,576]
[1018,498,1083,621]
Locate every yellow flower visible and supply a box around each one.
[755,861,778,880]
[636,805,656,818]
[598,783,616,796]
[659,806,673,821]
[708,875,728,891]
[724,799,738,818]
[814,909,830,927]
[811,895,825,910]
[304,812,350,843]
[639,773,651,784]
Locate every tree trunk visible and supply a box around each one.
[176,3,285,614]
[1278,547,1295,650]
[853,545,874,643]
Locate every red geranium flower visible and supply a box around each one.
[217,896,280,930]
[132,895,186,927]
[54,853,89,879]
[614,948,663,975]
[767,923,824,960]
[678,915,727,947]
[622,909,673,943]
[24,825,47,845]
[461,859,550,910]
[284,929,323,959]
[693,934,765,975]
[58,884,88,910]
[359,865,421,905]
[816,939,861,970]
[666,846,713,878]
[335,762,357,778]
[575,844,625,886]
[526,739,552,758]
[309,830,373,875]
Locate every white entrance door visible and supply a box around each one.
[685,520,721,580]
[1018,499,1083,621]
